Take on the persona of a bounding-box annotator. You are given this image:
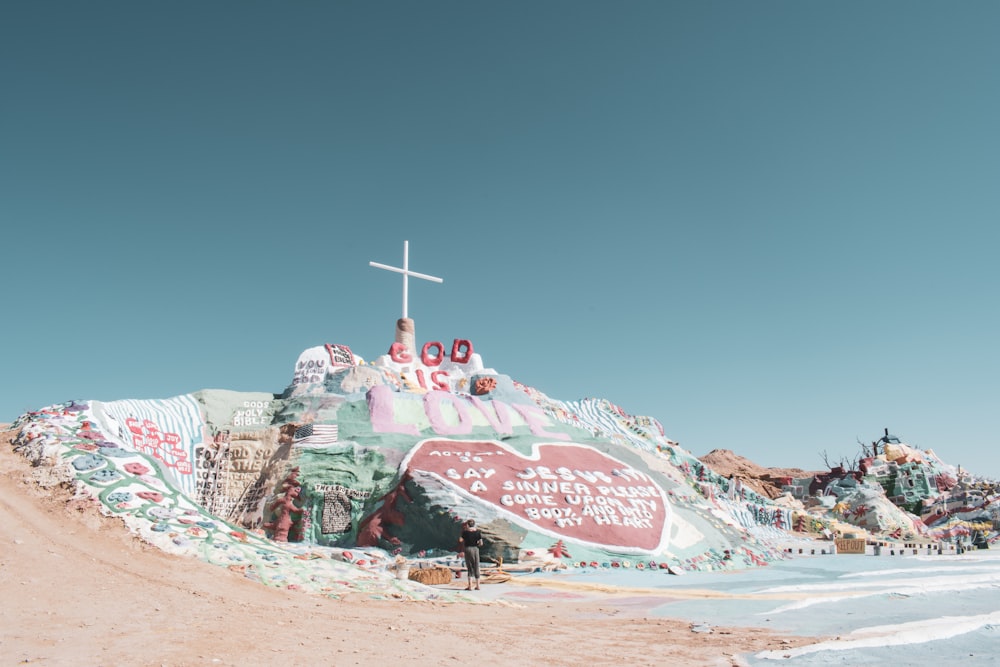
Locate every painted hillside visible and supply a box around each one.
[702,433,1000,549]
[8,333,999,599]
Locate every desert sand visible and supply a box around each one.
[0,428,817,666]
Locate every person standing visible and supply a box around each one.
[459,519,483,590]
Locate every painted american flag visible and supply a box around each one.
[293,423,339,446]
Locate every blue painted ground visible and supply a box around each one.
[496,550,1000,665]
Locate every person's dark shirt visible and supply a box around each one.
[461,528,482,548]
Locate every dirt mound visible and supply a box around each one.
[700,448,822,499]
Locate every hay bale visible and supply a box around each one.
[408,566,452,585]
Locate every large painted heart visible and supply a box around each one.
[402,439,671,553]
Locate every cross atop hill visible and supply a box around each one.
[369,240,443,320]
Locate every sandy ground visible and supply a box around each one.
[0,427,818,666]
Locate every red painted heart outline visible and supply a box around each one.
[401,438,671,553]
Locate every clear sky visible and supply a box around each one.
[2,2,998,476]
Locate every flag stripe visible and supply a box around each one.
[294,423,339,446]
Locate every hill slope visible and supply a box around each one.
[699,448,822,499]
[0,427,813,665]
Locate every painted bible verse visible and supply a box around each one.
[403,439,671,553]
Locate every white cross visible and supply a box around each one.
[369,240,443,319]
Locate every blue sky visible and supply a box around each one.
[2,2,998,476]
